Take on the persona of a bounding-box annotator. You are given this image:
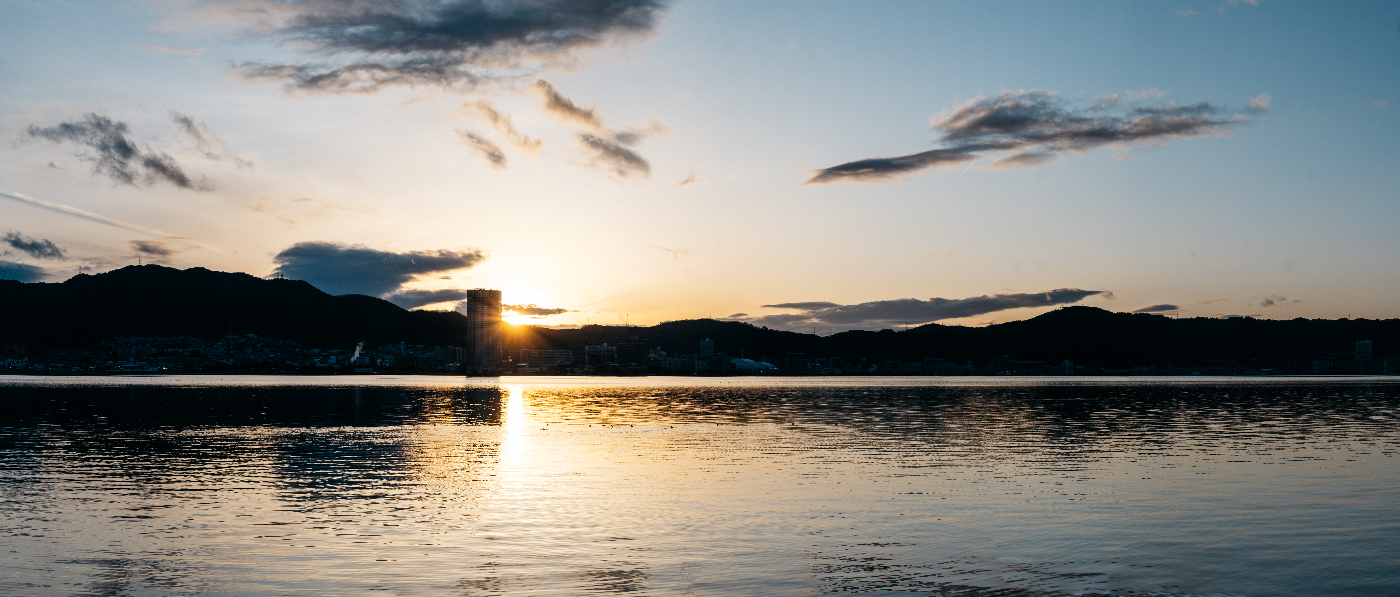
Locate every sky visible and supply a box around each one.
[1,0,1397,331]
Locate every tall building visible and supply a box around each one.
[1356,340,1373,362]
[616,336,648,374]
[699,338,715,358]
[464,289,502,374]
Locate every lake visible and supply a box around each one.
[1,375,1397,596]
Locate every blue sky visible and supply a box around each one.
[1,0,1396,329]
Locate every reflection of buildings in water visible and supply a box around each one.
[269,386,508,496]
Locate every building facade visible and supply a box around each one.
[464,289,502,374]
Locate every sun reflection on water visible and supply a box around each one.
[501,384,529,467]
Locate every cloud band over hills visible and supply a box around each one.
[807,90,1267,184]
[746,288,1108,330]
[271,241,486,297]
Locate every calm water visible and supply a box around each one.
[1,376,1397,597]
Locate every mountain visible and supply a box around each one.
[0,265,469,348]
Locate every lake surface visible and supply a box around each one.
[1,375,1397,596]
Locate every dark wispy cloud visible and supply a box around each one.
[533,79,604,129]
[746,289,1108,330]
[131,239,179,257]
[807,90,1267,184]
[579,133,650,178]
[1256,294,1300,307]
[465,100,540,151]
[1129,304,1181,314]
[3,232,66,260]
[762,301,840,310]
[457,130,508,169]
[506,303,572,316]
[0,260,47,282]
[271,241,487,296]
[26,114,212,191]
[532,79,659,178]
[170,111,253,167]
[213,0,669,94]
[386,288,471,309]
[672,173,698,188]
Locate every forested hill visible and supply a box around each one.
[0,265,468,348]
[2,265,1396,367]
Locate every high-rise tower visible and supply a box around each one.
[464,289,502,374]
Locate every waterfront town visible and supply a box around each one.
[2,327,1394,378]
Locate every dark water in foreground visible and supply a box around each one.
[1,376,1397,597]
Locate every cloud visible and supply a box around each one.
[1246,93,1271,113]
[271,241,487,296]
[385,288,470,309]
[456,130,507,169]
[26,114,212,190]
[0,260,47,282]
[580,133,650,178]
[1175,9,1201,16]
[672,173,698,188]
[465,100,540,151]
[1196,298,1227,304]
[133,44,207,55]
[533,79,604,129]
[807,90,1262,184]
[745,288,1108,330]
[0,190,168,237]
[529,79,660,178]
[1256,294,1301,307]
[1371,99,1390,110]
[3,232,66,260]
[762,301,840,310]
[1210,313,1259,319]
[727,312,748,318]
[505,303,572,316]
[169,111,253,167]
[649,243,688,260]
[209,0,669,94]
[1129,304,1181,314]
[131,239,179,257]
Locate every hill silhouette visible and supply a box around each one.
[0,265,469,348]
[2,265,1396,368]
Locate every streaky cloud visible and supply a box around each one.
[131,239,180,258]
[506,303,572,316]
[807,89,1264,184]
[580,133,650,179]
[762,301,840,310]
[533,79,604,129]
[169,111,253,167]
[0,191,168,237]
[457,129,508,169]
[747,289,1108,330]
[1129,304,1181,314]
[206,0,670,94]
[467,100,540,151]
